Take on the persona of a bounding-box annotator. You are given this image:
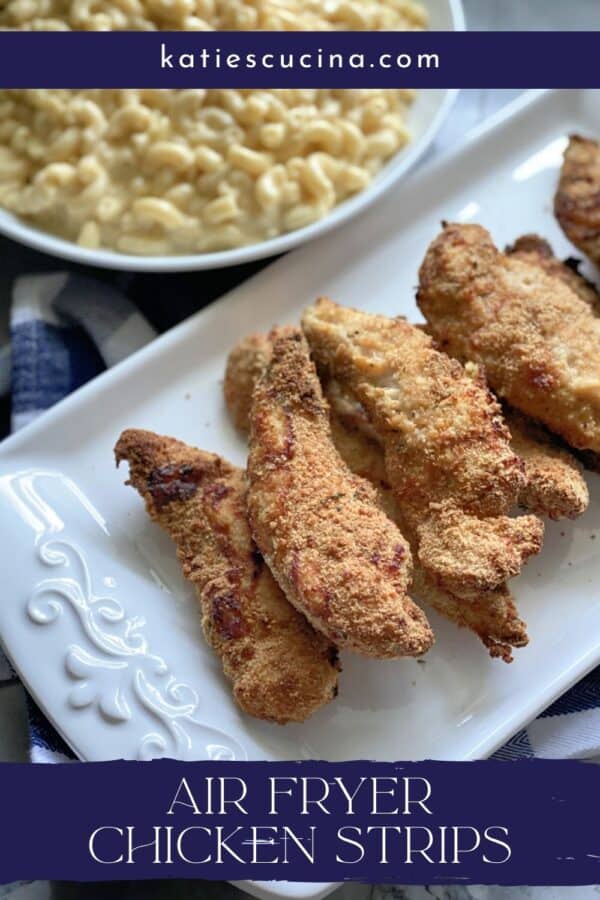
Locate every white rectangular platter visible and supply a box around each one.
[1,89,600,899]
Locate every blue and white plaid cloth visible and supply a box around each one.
[0,271,599,764]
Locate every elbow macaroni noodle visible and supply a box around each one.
[0,1,427,256]
[0,0,427,32]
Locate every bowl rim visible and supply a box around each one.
[0,0,465,272]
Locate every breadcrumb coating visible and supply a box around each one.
[114,429,340,724]
[418,222,600,453]
[247,326,433,659]
[504,406,589,520]
[224,333,272,432]
[327,366,587,523]
[330,415,528,662]
[507,234,600,314]
[555,134,600,266]
[302,298,543,600]
[224,331,527,661]
[415,501,542,598]
[505,233,600,478]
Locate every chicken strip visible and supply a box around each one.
[247,326,433,659]
[303,298,543,600]
[225,333,527,661]
[114,429,340,724]
[503,406,588,520]
[225,333,378,444]
[418,222,600,454]
[224,333,271,432]
[331,416,528,662]
[330,377,586,522]
[333,371,586,522]
[505,234,600,477]
[507,234,600,314]
[555,134,600,266]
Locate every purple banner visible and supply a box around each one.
[0,759,599,884]
[0,32,598,88]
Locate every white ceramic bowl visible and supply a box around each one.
[0,0,464,272]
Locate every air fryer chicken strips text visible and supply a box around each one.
[115,429,340,724]
[247,326,433,658]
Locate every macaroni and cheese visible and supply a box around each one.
[0,0,427,32]
[0,2,427,255]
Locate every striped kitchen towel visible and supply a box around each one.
[0,270,599,764]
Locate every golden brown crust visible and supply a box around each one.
[224,333,271,432]
[507,234,600,313]
[247,326,433,659]
[114,428,339,724]
[416,501,543,598]
[332,422,528,662]
[462,357,588,521]
[504,406,589,520]
[418,222,600,453]
[329,363,588,523]
[224,332,526,660]
[328,366,588,522]
[555,134,600,265]
[302,298,543,600]
[409,570,526,663]
[503,235,598,495]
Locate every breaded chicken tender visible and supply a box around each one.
[302,298,543,600]
[330,417,528,662]
[504,234,600,478]
[503,407,588,520]
[224,334,271,431]
[555,135,600,266]
[114,429,340,724]
[325,362,588,523]
[418,222,600,454]
[507,234,600,313]
[462,356,588,521]
[340,368,587,521]
[225,332,527,660]
[247,326,433,659]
